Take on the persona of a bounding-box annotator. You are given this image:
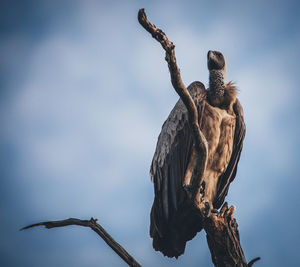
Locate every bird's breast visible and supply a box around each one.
[201,103,236,174]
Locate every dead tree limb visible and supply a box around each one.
[138,8,208,204]
[21,217,141,267]
[204,203,260,267]
[138,8,260,267]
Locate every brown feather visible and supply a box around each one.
[213,98,246,208]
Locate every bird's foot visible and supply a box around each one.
[211,208,218,214]
[198,200,211,218]
[203,202,211,217]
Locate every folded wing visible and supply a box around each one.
[150,81,207,257]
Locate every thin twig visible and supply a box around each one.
[21,217,141,267]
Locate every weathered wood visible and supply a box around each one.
[204,203,260,267]
[21,217,141,267]
[204,203,246,267]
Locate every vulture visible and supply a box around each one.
[150,50,246,258]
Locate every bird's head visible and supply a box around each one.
[207,50,226,71]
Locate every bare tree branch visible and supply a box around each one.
[21,217,141,267]
[138,8,208,204]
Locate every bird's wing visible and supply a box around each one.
[213,98,246,209]
[150,81,206,237]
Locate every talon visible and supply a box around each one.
[203,202,211,217]
[200,181,206,195]
[211,208,218,214]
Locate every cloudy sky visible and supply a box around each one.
[1,0,299,266]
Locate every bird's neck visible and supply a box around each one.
[208,69,228,107]
[209,69,226,96]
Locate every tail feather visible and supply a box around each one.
[150,200,203,258]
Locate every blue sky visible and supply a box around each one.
[1,0,300,266]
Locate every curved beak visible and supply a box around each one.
[207,50,213,59]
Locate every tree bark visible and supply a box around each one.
[204,203,260,267]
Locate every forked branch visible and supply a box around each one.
[21,217,141,267]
